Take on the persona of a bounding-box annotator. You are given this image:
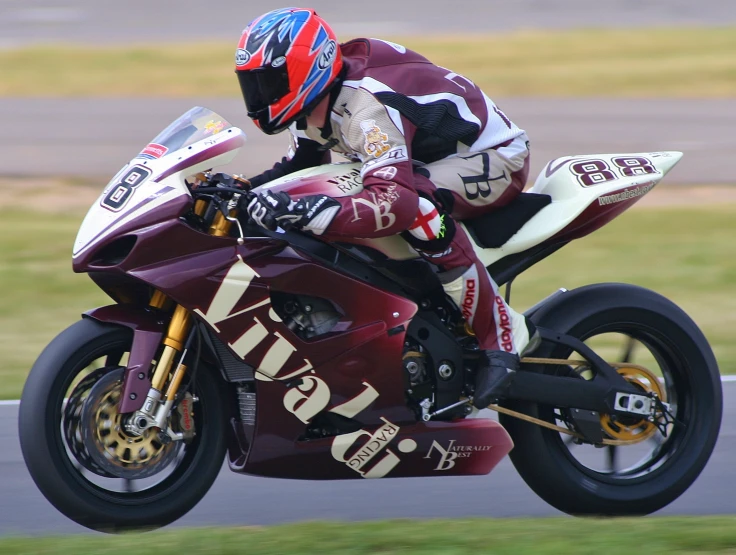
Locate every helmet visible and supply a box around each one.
[235,8,344,135]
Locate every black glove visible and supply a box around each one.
[246,190,340,235]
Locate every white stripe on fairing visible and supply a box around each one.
[2,375,736,406]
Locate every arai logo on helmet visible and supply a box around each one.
[235,48,251,66]
[318,40,338,70]
[271,56,286,68]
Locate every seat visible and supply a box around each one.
[464,193,552,249]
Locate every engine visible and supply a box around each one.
[271,293,341,340]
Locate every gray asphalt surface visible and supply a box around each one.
[2,0,735,48]
[1,381,732,535]
[3,97,735,185]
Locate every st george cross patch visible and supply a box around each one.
[407,197,443,241]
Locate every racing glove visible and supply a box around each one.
[246,190,340,235]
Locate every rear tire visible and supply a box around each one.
[502,283,722,515]
[19,317,229,532]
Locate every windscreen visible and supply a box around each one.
[138,107,234,160]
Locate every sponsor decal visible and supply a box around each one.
[197,258,417,479]
[351,192,396,232]
[598,183,655,206]
[327,168,363,193]
[458,152,507,202]
[305,196,328,218]
[418,246,452,259]
[376,185,400,205]
[179,397,193,432]
[204,120,225,135]
[494,295,514,352]
[235,48,251,66]
[462,279,476,321]
[425,440,492,471]
[139,143,168,160]
[271,56,286,68]
[361,146,409,174]
[360,119,391,158]
[318,40,338,70]
[372,166,397,181]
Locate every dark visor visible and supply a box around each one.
[237,63,291,117]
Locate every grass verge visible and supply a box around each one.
[2,27,736,97]
[3,518,736,554]
[0,196,734,400]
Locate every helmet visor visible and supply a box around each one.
[237,64,290,118]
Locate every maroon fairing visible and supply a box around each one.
[75,206,516,479]
[74,166,643,481]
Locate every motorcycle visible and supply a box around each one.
[18,107,722,532]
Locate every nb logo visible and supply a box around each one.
[425,440,459,471]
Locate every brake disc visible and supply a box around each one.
[81,368,181,479]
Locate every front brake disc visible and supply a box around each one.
[81,368,180,479]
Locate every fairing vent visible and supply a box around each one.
[210,332,255,382]
[89,236,138,267]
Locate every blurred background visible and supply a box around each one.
[0,0,735,541]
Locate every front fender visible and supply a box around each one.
[84,304,167,413]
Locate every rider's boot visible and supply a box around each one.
[404,205,540,410]
[441,260,541,409]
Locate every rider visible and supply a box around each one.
[235,7,539,409]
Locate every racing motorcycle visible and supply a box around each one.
[18,107,722,532]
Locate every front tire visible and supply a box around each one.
[18,317,229,532]
[502,283,722,515]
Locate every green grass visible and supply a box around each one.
[1,198,734,400]
[4,518,736,553]
[2,27,736,97]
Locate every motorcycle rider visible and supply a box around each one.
[236,7,539,409]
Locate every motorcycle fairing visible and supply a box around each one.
[73,107,247,263]
[468,151,683,266]
[70,107,682,483]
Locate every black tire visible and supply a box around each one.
[501,283,722,516]
[18,317,229,532]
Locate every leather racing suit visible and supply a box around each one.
[248,38,534,357]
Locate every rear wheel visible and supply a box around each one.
[19,318,229,532]
[502,284,722,515]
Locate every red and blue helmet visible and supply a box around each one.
[235,8,344,135]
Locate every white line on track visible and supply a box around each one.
[2,376,735,406]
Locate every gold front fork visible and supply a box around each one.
[135,196,238,431]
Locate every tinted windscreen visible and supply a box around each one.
[142,107,233,157]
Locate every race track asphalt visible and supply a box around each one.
[1,381,733,535]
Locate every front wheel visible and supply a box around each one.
[18,317,229,532]
[502,283,722,516]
